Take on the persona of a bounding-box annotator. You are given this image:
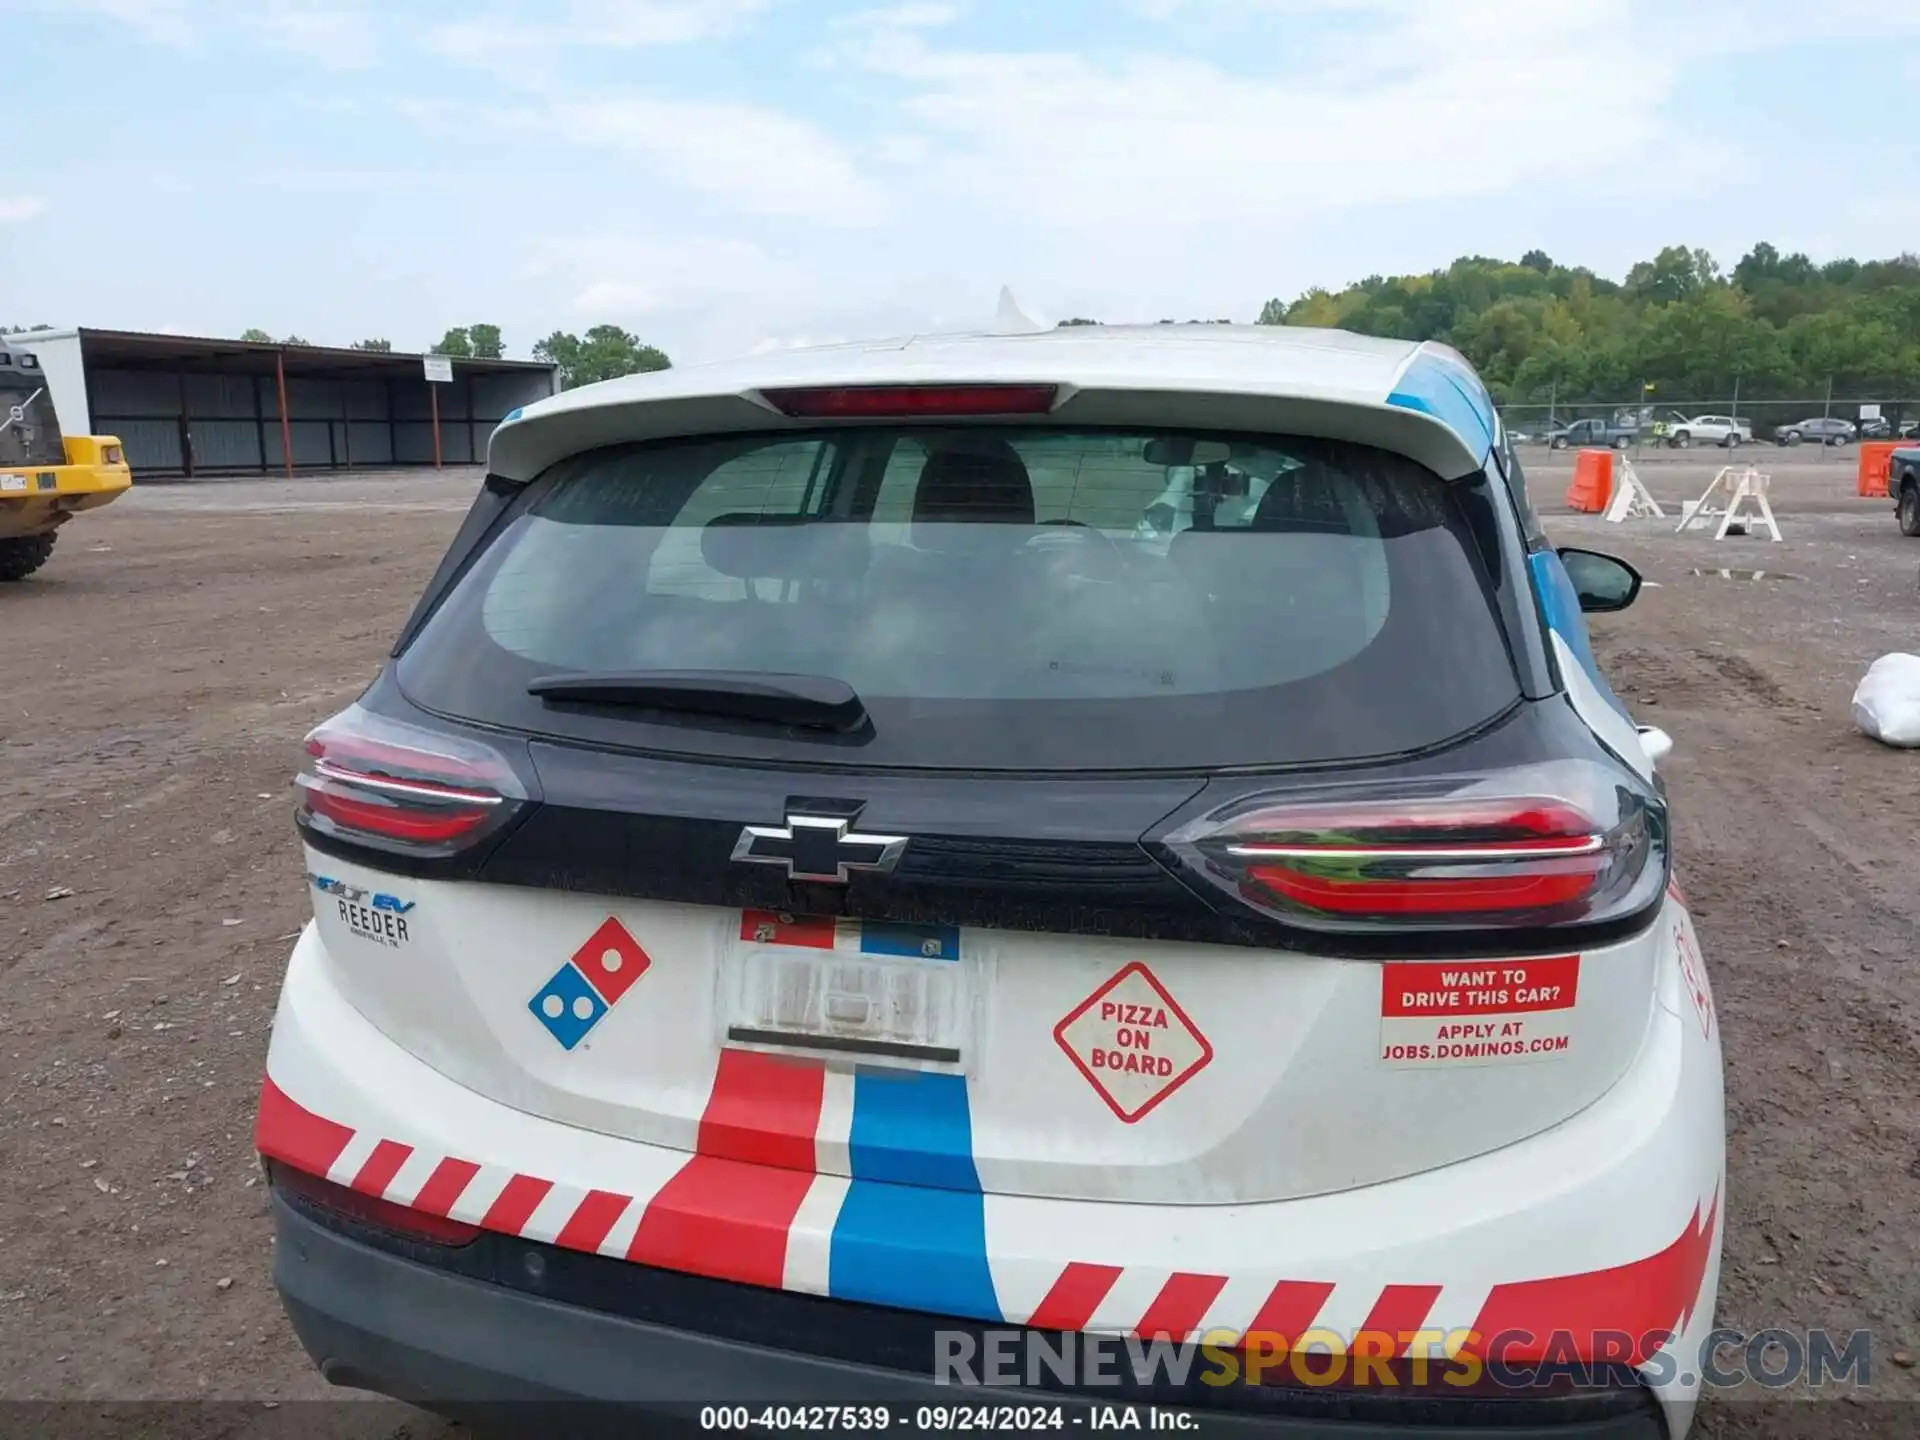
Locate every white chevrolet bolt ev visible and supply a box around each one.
[258,324,1723,1437]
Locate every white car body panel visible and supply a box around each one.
[302,847,1663,1207]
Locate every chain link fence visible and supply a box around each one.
[1500,395,1919,453]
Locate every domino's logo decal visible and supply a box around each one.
[529,916,652,1050]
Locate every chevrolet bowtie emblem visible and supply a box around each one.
[731,812,907,884]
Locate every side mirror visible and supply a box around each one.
[1557,547,1642,613]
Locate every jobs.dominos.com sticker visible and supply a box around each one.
[1378,956,1579,1068]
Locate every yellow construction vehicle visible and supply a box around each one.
[0,336,132,580]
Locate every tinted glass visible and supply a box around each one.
[400,427,1523,771]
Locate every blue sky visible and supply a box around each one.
[4,0,1918,365]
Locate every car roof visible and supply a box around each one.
[487,324,1500,484]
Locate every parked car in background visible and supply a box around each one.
[1661,414,1750,449]
[1775,417,1856,446]
[1859,416,1892,440]
[1547,416,1638,450]
[1891,446,1920,537]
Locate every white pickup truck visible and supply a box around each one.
[1660,413,1751,449]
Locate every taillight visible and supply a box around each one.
[295,704,526,858]
[103,444,125,465]
[1164,762,1665,933]
[759,383,1059,419]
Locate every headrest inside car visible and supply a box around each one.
[910,442,1036,546]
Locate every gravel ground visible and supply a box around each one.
[1,456,1916,1437]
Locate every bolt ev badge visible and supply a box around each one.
[731,813,907,884]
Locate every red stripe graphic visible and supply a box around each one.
[1135,1272,1230,1341]
[698,1049,826,1172]
[554,1189,633,1253]
[254,1076,356,1178]
[1465,1188,1720,1365]
[411,1157,481,1217]
[740,910,836,949]
[1245,1280,1337,1349]
[1357,1284,1443,1356]
[255,1074,1719,1362]
[351,1139,414,1197]
[629,1156,817,1288]
[1027,1263,1124,1332]
[482,1173,555,1234]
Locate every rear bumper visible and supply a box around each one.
[261,899,1722,1438]
[273,1191,1666,1437]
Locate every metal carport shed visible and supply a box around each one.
[10,328,558,477]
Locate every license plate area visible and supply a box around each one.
[718,911,974,1071]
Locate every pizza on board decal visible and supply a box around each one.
[1379,956,1580,1068]
[1054,962,1213,1123]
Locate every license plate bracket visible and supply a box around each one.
[718,911,975,1071]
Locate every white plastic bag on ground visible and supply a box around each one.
[1852,653,1920,748]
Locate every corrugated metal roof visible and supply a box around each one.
[73,327,556,375]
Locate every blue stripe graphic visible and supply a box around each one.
[1387,349,1498,465]
[858,920,961,961]
[829,1069,1000,1320]
[849,1069,979,1191]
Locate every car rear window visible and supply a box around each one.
[398,426,1523,771]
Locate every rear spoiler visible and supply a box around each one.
[488,373,1494,485]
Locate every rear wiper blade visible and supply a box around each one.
[527,670,868,733]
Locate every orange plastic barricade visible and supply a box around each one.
[1857,442,1901,498]
[1564,448,1614,513]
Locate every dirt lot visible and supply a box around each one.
[2,454,1917,1436]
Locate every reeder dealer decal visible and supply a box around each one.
[309,873,415,949]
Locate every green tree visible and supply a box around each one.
[1624,246,1719,305]
[466,324,503,359]
[240,328,273,342]
[1259,242,1920,407]
[532,326,671,390]
[433,327,474,359]
[350,338,393,352]
[280,335,309,346]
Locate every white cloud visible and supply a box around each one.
[524,232,805,315]
[549,95,885,223]
[426,0,770,70]
[842,0,1670,245]
[23,0,193,43]
[244,1,379,69]
[835,3,961,28]
[17,0,1920,370]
